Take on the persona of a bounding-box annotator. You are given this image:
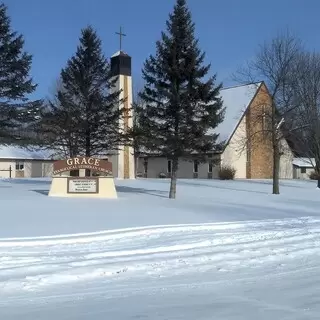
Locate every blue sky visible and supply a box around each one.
[5,0,320,100]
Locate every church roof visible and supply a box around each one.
[215,82,262,144]
[292,157,315,168]
[0,145,56,160]
[111,50,130,58]
[138,82,263,156]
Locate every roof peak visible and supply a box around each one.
[111,50,130,58]
[221,81,262,91]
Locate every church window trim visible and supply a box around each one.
[193,160,199,173]
[167,160,172,173]
[143,158,148,174]
[15,161,24,171]
[208,160,213,173]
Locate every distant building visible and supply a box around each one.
[292,158,315,179]
[137,82,294,179]
[0,145,55,178]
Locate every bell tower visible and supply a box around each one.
[110,27,135,179]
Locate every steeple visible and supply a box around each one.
[110,27,135,179]
[111,50,131,77]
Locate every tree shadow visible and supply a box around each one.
[235,179,311,189]
[177,178,312,193]
[31,186,169,199]
[31,189,49,196]
[116,186,168,199]
[177,180,269,194]
[4,179,51,185]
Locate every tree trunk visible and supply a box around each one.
[85,133,91,177]
[169,158,178,199]
[272,102,280,195]
[315,159,320,189]
[135,153,139,178]
[272,144,280,194]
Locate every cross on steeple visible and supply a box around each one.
[116,26,126,51]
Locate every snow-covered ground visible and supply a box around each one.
[1,178,320,319]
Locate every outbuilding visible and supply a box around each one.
[0,145,56,178]
[292,158,315,180]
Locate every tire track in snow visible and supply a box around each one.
[1,217,320,292]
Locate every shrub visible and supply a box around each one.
[158,172,167,178]
[136,172,143,178]
[218,165,236,180]
[309,171,320,180]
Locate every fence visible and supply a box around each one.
[0,166,12,178]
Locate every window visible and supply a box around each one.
[193,160,199,173]
[167,160,172,173]
[15,161,24,171]
[301,167,306,174]
[143,158,148,174]
[208,160,213,173]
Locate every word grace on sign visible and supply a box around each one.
[53,157,113,175]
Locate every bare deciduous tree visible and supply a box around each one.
[233,31,303,194]
[289,51,320,187]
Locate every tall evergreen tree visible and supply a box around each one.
[137,0,225,198]
[0,3,39,144]
[38,26,124,162]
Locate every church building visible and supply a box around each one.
[136,82,294,179]
[0,46,295,181]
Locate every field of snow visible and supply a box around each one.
[1,177,320,319]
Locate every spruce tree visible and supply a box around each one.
[0,3,38,144]
[38,26,124,163]
[138,0,225,198]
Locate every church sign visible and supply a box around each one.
[67,177,99,194]
[53,157,112,175]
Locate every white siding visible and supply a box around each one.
[279,138,294,179]
[108,154,119,178]
[42,162,54,177]
[221,116,247,179]
[293,166,314,180]
[0,159,54,178]
[23,161,32,177]
[0,160,14,178]
[137,157,220,179]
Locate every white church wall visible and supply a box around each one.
[137,156,220,179]
[111,67,135,179]
[143,157,167,178]
[221,116,247,179]
[126,75,135,179]
[107,154,119,178]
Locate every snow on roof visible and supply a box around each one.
[0,145,56,160]
[111,50,130,58]
[292,157,315,168]
[214,82,261,143]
